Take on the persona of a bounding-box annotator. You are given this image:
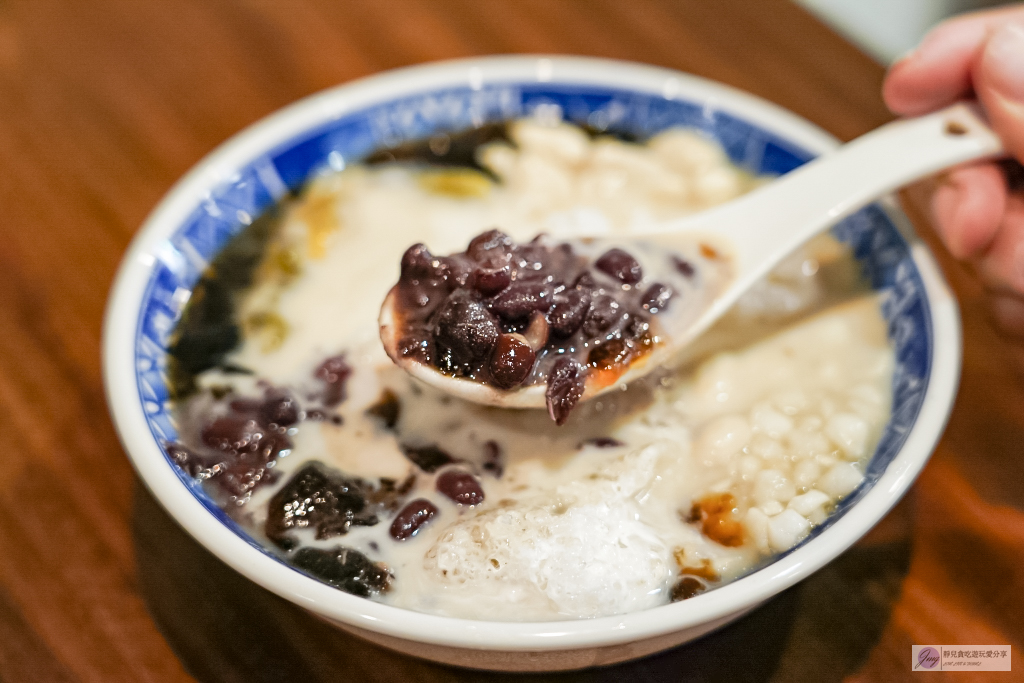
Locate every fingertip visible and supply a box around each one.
[976,23,1024,162]
[883,15,991,116]
[882,59,922,115]
[930,164,1006,258]
[883,54,942,116]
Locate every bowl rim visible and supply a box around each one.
[103,55,960,652]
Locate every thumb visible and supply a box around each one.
[977,23,1024,162]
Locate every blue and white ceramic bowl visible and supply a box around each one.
[103,56,960,671]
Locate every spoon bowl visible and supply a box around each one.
[380,103,1002,411]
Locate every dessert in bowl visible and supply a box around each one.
[104,56,959,671]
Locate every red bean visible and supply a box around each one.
[389,499,439,540]
[595,248,643,284]
[582,295,622,337]
[488,280,554,321]
[489,333,535,389]
[400,243,441,280]
[436,469,485,506]
[481,440,504,478]
[640,283,673,314]
[546,357,587,426]
[673,256,696,278]
[258,391,300,428]
[470,264,511,296]
[433,290,501,371]
[315,355,352,406]
[467,229,514,265]
[547,288,590,337]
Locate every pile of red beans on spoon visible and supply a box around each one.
[382,229,702,424]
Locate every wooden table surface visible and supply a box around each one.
[0,1,1021,681]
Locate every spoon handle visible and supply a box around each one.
[671,103,1005,293]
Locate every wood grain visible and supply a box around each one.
[0,0,1018,681]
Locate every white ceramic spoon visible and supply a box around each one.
[380,103,1004,410]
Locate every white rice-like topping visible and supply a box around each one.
[422,445,671,618]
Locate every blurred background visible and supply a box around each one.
[796,0,1012,62]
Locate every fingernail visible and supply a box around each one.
[984,23,1024,101]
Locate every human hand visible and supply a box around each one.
[884,5,1024,342]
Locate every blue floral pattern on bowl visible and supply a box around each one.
[134,84,931,563]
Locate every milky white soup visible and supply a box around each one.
[167,118,893,621]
